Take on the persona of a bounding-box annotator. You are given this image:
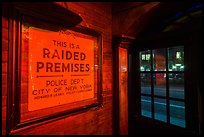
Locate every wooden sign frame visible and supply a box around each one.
[4,2,103,134]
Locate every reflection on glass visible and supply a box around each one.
[170,100,185,128]
[153,48,166,71]
[153,73,166,97]
[140,50,151,71]
[168,46,184,71]
[154,98,167,122]
[141,96,152,118]
[141,73,151,95]
[169,73,184,99]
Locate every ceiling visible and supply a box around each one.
[112,2,160,37]
[112,2,148,14]
[112,2,202,39]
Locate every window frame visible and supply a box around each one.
[129,32,199,133]
[139,47,185,127]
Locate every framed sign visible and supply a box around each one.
[25,25,95,111]
[5,3,102,134]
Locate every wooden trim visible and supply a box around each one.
[113,35,135,49]
[6,8,16,135]
[98,33,103,104]
[113,35,134,134]
[112,46,120,135]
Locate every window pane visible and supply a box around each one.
[153,48,166,71]
[169,73,184,99]
[140,50,151,71]
[141,96,152,118]
[154,73,166,97]
[170,100,185,128]
[141,73,151,95]
[168,46,184,71]
[154,98,167,122]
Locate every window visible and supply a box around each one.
[139,46,185,128]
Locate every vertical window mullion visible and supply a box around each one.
[150,50,154,119]
[166,48,170,124]
[139,46,186,128]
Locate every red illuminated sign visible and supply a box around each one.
[24,26,95,111]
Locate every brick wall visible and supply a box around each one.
[2,15,8,135]
[2,2,112,135]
